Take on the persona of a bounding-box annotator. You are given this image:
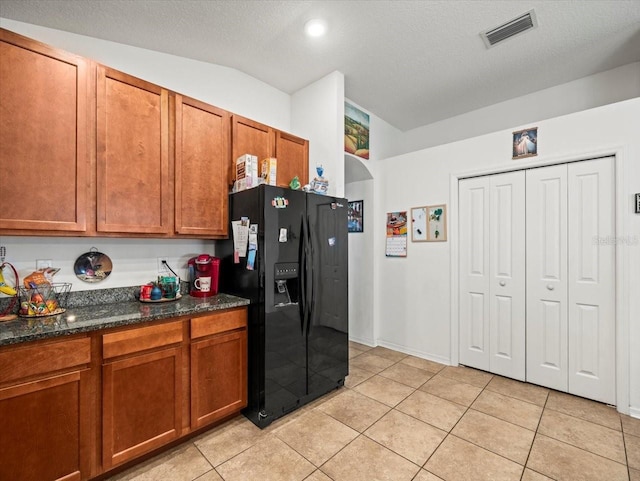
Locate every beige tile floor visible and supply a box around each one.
[108,342,640,481]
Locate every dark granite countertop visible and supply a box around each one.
[0,293,249,347]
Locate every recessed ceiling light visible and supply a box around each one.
[305,19,327,37]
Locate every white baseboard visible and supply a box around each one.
[629,406,640,419]
[375,339,451,366]
[348,336,375,347]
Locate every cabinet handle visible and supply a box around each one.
[547,284,554,290]
[499,281,506,286]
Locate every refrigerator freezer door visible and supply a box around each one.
[306,195,349,395]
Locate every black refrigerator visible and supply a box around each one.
[219,184,349,428]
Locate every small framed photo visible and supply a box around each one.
[513,127,538,159]
[348,200,364,233]
[411,206,428,242]
[427,204,447,241]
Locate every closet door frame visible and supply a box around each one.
[450,149,630,415]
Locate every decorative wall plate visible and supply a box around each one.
[74,247,113,283]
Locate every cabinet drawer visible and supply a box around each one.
[0,337,91,385]
[103,321,183,360]
[191,308,247,339]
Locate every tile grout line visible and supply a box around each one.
[519,390,551,481]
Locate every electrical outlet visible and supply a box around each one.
[157,257,169,273]
[36,259,53,270]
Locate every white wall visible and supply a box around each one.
[373,98,640,415]
[0,18,291,130]
[0,236,213,292]
[291,71,345,197]
[399,62,640,155]
[345,180,375,345]
[343,100,398,345]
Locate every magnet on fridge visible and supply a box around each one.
[279,228,288,242]
[328,237,336,246]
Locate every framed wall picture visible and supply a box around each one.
[427,204,447,241]
[345,102,370,159]
[512,127,538,159]
[411,206,428,242]
[348,200,364,233]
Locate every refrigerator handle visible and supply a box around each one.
[298,214,307,334]
[306,215,315,336]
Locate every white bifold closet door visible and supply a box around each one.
[459,171,526,380]
[527,157,615,404]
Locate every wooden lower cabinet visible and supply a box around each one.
[101,320,183,469]
[102,346,183,469]
[191,329,247,429]
[0,337,92,481]
[0,307,247,480]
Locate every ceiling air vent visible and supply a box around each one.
[481,9,538,48]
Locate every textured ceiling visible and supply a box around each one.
[1,0,639,131]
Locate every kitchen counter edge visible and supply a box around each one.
[0,293,250,347]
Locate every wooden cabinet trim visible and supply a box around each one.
[0,369,81,401]
[0,337,91,385]
[102,320,183,360]
[190,307,247,339]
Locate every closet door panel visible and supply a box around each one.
[489,171,526,381]
[526,165,568,391]
[459,177,490,371]
[567,157,615,404]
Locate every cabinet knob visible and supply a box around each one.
[547,284,555,290]
[499,281,506,287]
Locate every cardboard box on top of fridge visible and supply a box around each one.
[261,157,277,186]
[236,154,259,191]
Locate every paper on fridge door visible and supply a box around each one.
[231,219,250,262]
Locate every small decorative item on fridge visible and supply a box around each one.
[310,164,329,195]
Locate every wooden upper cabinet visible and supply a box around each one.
[230,115,273,184]
[0,28,89,233]
[96,66,171,234]
[231,115,309,189]
[175,95,230,237]
[275,131,309,188]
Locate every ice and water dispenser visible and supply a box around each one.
[273,262,298,306]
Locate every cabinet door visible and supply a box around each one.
[175,95,230,237]
[191,329,247,429]
[0,371,90,481]
[0,29,89,232]
[275,130,309,188]
[231,115,273,183]
[526,164,569,392]
[102,347,182,469]
[97,66,170,234]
